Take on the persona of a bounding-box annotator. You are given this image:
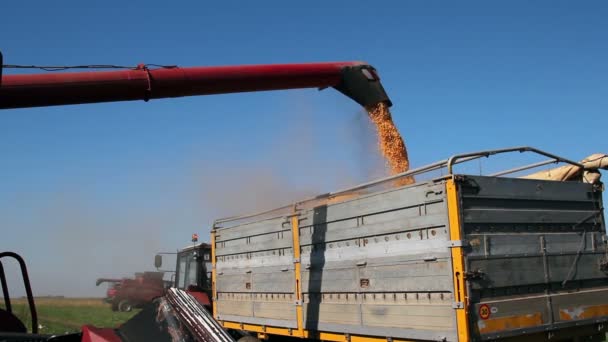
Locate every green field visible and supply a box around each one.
[2,297,139,335]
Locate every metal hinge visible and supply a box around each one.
[294,300,302,306]
[452,301,464,309]
[293,257,301,264]
[425,190,444,197]
[600,258,608,273]
[257,333,268,340]
[447,240,468,248]
[593,182,604,193]
[465,269,485,280]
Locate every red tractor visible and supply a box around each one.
[96,272,169,312]
[154,240,213,308]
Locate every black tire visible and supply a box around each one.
[118,299,132,312]
[111,301,119,312]
[237,336,261,342]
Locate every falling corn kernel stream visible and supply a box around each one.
[365,102,414,185]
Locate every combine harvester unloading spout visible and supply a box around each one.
[0,52,411,182]
[0,58,391,110]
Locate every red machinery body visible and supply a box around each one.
[96,272,166,312]
[81,326,122,342]
[0,61,391,109]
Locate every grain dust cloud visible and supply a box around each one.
[365,102,414,185]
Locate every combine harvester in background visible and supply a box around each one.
[96,271,169,312]
[0,51,390,342]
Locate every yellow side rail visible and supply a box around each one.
[446,178,471,342]
[211,229,218,318]
[290,207,305,337]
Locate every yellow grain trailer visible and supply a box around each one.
[211,147,608,342]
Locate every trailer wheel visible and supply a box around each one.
[237,336,261,342]
[118,300,132,312]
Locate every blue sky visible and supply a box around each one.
[1,1,607,296]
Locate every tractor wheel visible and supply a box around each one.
[237,336,261,342]
[118,300,132,312]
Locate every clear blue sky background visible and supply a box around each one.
[1,1,607,297]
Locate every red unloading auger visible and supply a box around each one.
[0,52,391,110]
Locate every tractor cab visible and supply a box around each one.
[175,243,212,292]
[155,235,213,307]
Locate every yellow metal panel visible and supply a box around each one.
[211,229,218,318]
[559,304,608,321]
[220,321,417,342]
[477,313,542,334]
[222,321,306,338]
[290,211,304,335]
[446,178,470,342]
